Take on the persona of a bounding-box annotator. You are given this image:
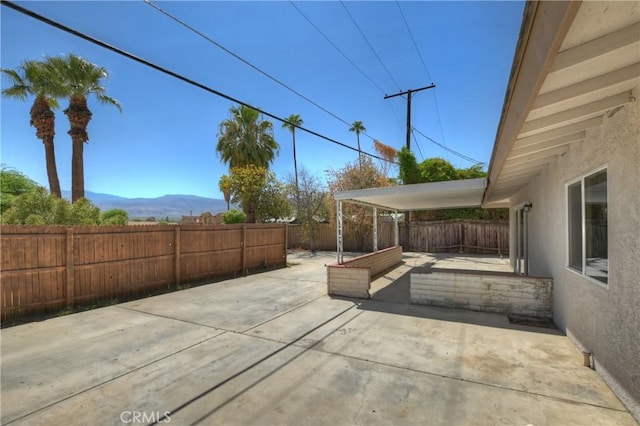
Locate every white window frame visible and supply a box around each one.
[565,165,609,289]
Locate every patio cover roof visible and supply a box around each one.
[333,178,487,211]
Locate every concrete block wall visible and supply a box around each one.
[341,246,403,277]
[411,271,553,318]
[327,266,371,299]
[327,246,403,299]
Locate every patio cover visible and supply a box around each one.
[333,178,487,211]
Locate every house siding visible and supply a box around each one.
[509,89,640,417]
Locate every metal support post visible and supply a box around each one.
[336,200,343,264]
[394,210,399,246]
[373,207,378,252]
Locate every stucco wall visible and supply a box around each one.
[509,90,640,417]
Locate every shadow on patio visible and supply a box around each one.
[347,252,558,334]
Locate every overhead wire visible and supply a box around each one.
[340,1,402,92]
[411,129,425,161]
[143,0,361,134]
[412,127,483,165]
[395,0,451,160]
[289,1,385,94]
[289,1,405,136]
[2,0,397,165]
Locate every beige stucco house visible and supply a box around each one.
[483,1,639,419]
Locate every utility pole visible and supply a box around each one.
[384,84,435,252]
[384,84,435,151]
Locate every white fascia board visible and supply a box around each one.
[334,178,487,211]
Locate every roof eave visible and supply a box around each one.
[483,0,582,206]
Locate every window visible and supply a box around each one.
[567,168,608,285]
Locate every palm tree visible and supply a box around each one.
[48,54,121,202]
[349,120,366,163]
[218,174,232,211]
[216,105,279,169]
[282,113,303,219]
[1,60,63,198]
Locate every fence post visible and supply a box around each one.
[284,224,288,265]
[174,226,181,287]
[459,222,464,253]
[242,225,247,275]
[65,227,74,308]
[497,224,501,257]
[426,226,430,252]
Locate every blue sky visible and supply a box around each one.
[1,1,525,199]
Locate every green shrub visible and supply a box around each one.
[0,189,101,225]
[1,167,39,213]
[221,209,246,224]
[102,208,129,225]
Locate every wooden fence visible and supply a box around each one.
[288,220,509,254]
[1,224,287,322]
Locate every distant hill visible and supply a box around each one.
[62,191,229,219]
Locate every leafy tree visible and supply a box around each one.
[349,120,366,163]
[102,208,128,225]
[228,165,267,223]
[1,60,64,197]
[282,113,303,213]
[396,150,507,220]
[457,164,486,179]
[418,157,458,182]
[288,166,329,252]
[327,156,390,251]
[218,174,232,211]
[221,209,246,224]
[1,166,39,213]
[256,176,292,223]
[227,166,292,223]
[217,105,279,169]
[47,54,121,202]
[397,147,420,184]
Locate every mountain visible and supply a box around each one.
[63,191,228,219]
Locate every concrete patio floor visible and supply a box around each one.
[1,251,636,426]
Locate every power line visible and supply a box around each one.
[289,1,405,136]
[340,1,401,92]
[412,127,483,165]
[395,1,432,83]
[289,1,386,94]
[395,0,450,160]
[411,129,424,161]
[2,0,397,166]
[143,0,380,144]
[143,0,360,133]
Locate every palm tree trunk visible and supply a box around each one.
[357,133,362,170]
[65,96,92,202]
[292,130,300,219]
[71,137,85,203]
[30,97,62,198]
[44,138,61,198]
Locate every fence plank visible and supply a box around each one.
[1,224,287,322]
[287,220,509,254]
